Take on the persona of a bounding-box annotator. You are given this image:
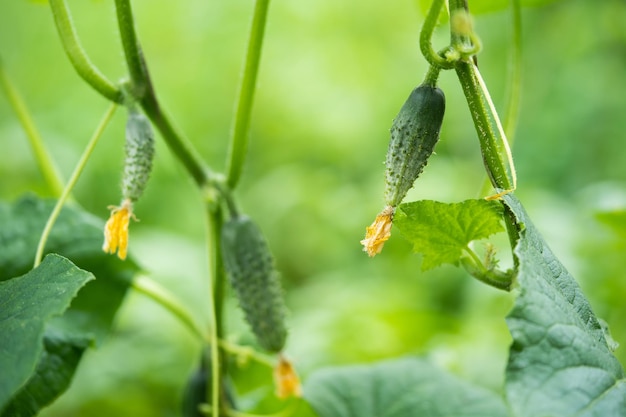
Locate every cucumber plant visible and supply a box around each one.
[0,0,624,417]
[221,214,288,354]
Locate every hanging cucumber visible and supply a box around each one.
[103,109,155,260]
[221,215,288,353]
[385,83,445,207]
[362,77,446,257]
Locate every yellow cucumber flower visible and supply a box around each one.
[274,354,302,399]
[102,199,134,260]
[360,205,394,257]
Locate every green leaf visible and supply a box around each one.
[1,332,90,417]
[503,194,626,417]
[0,196,139,415]
[0,195,137,343]
[394,199,504,270]
[304,357,509,417]
[0,195,105,280]
[0,254,93,412]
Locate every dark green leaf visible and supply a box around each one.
[304,357,508,417]
[394,199,504,270]
[0,196,139,415]
[0,196,109,279]
[1,332,90,417]
[0,254,93,412]
[503,194,626,417]
[0,195,137,343]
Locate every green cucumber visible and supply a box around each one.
[122,110,155,202]
[384,84,445,207]
[221,215,288,353]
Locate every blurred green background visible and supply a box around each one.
[1,0,626,415]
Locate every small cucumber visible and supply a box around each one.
[122,110,155,202]
[221,216,288,353]
[384,84,445,207]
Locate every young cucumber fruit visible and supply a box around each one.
[221,215,288,353]
[384,84,445,207]
[122,110,155,203]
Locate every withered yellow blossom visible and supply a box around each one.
[360,206,395,257]
[103,199,133,260]
[273,355,302,399]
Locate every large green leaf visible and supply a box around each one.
[394,199,504,270]
[304,357,509,417]
[1,332,90,417]
[503,194,626,417]
[0,196,138,415]
[0,196,137,343]
[0,254,93,413]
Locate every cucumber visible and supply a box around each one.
[221,215,288,353]
[384,84,445,207]
[122,110,155,202]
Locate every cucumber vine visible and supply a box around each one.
[2,1,621,417]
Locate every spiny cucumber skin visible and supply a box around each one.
[122,111,155,202]
[384,84,445,207]
[221,216,288,353]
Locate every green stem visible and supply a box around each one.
[460,247,512,291]
[225,0,271,190]
[48,0,123,103]
[209,204,231,412]
[211,208,226,341]
[114,0,147,97]
[422,65,441,87]
[0,60,65,198]
[206,203,222,416]
[455,61,512,191]
[503,202,521,268]
[33,103,117,268]
[474,63,516,191]
[449,0,472,51]
[213,181,240,218]
[419,0,454,69]
[464,245,483,268]
[111,0,212,187]
[218,339,275,368]
[142,95,212,187]
[133,273,275,367]
[479,0,522,197]
[132,274,207,341]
